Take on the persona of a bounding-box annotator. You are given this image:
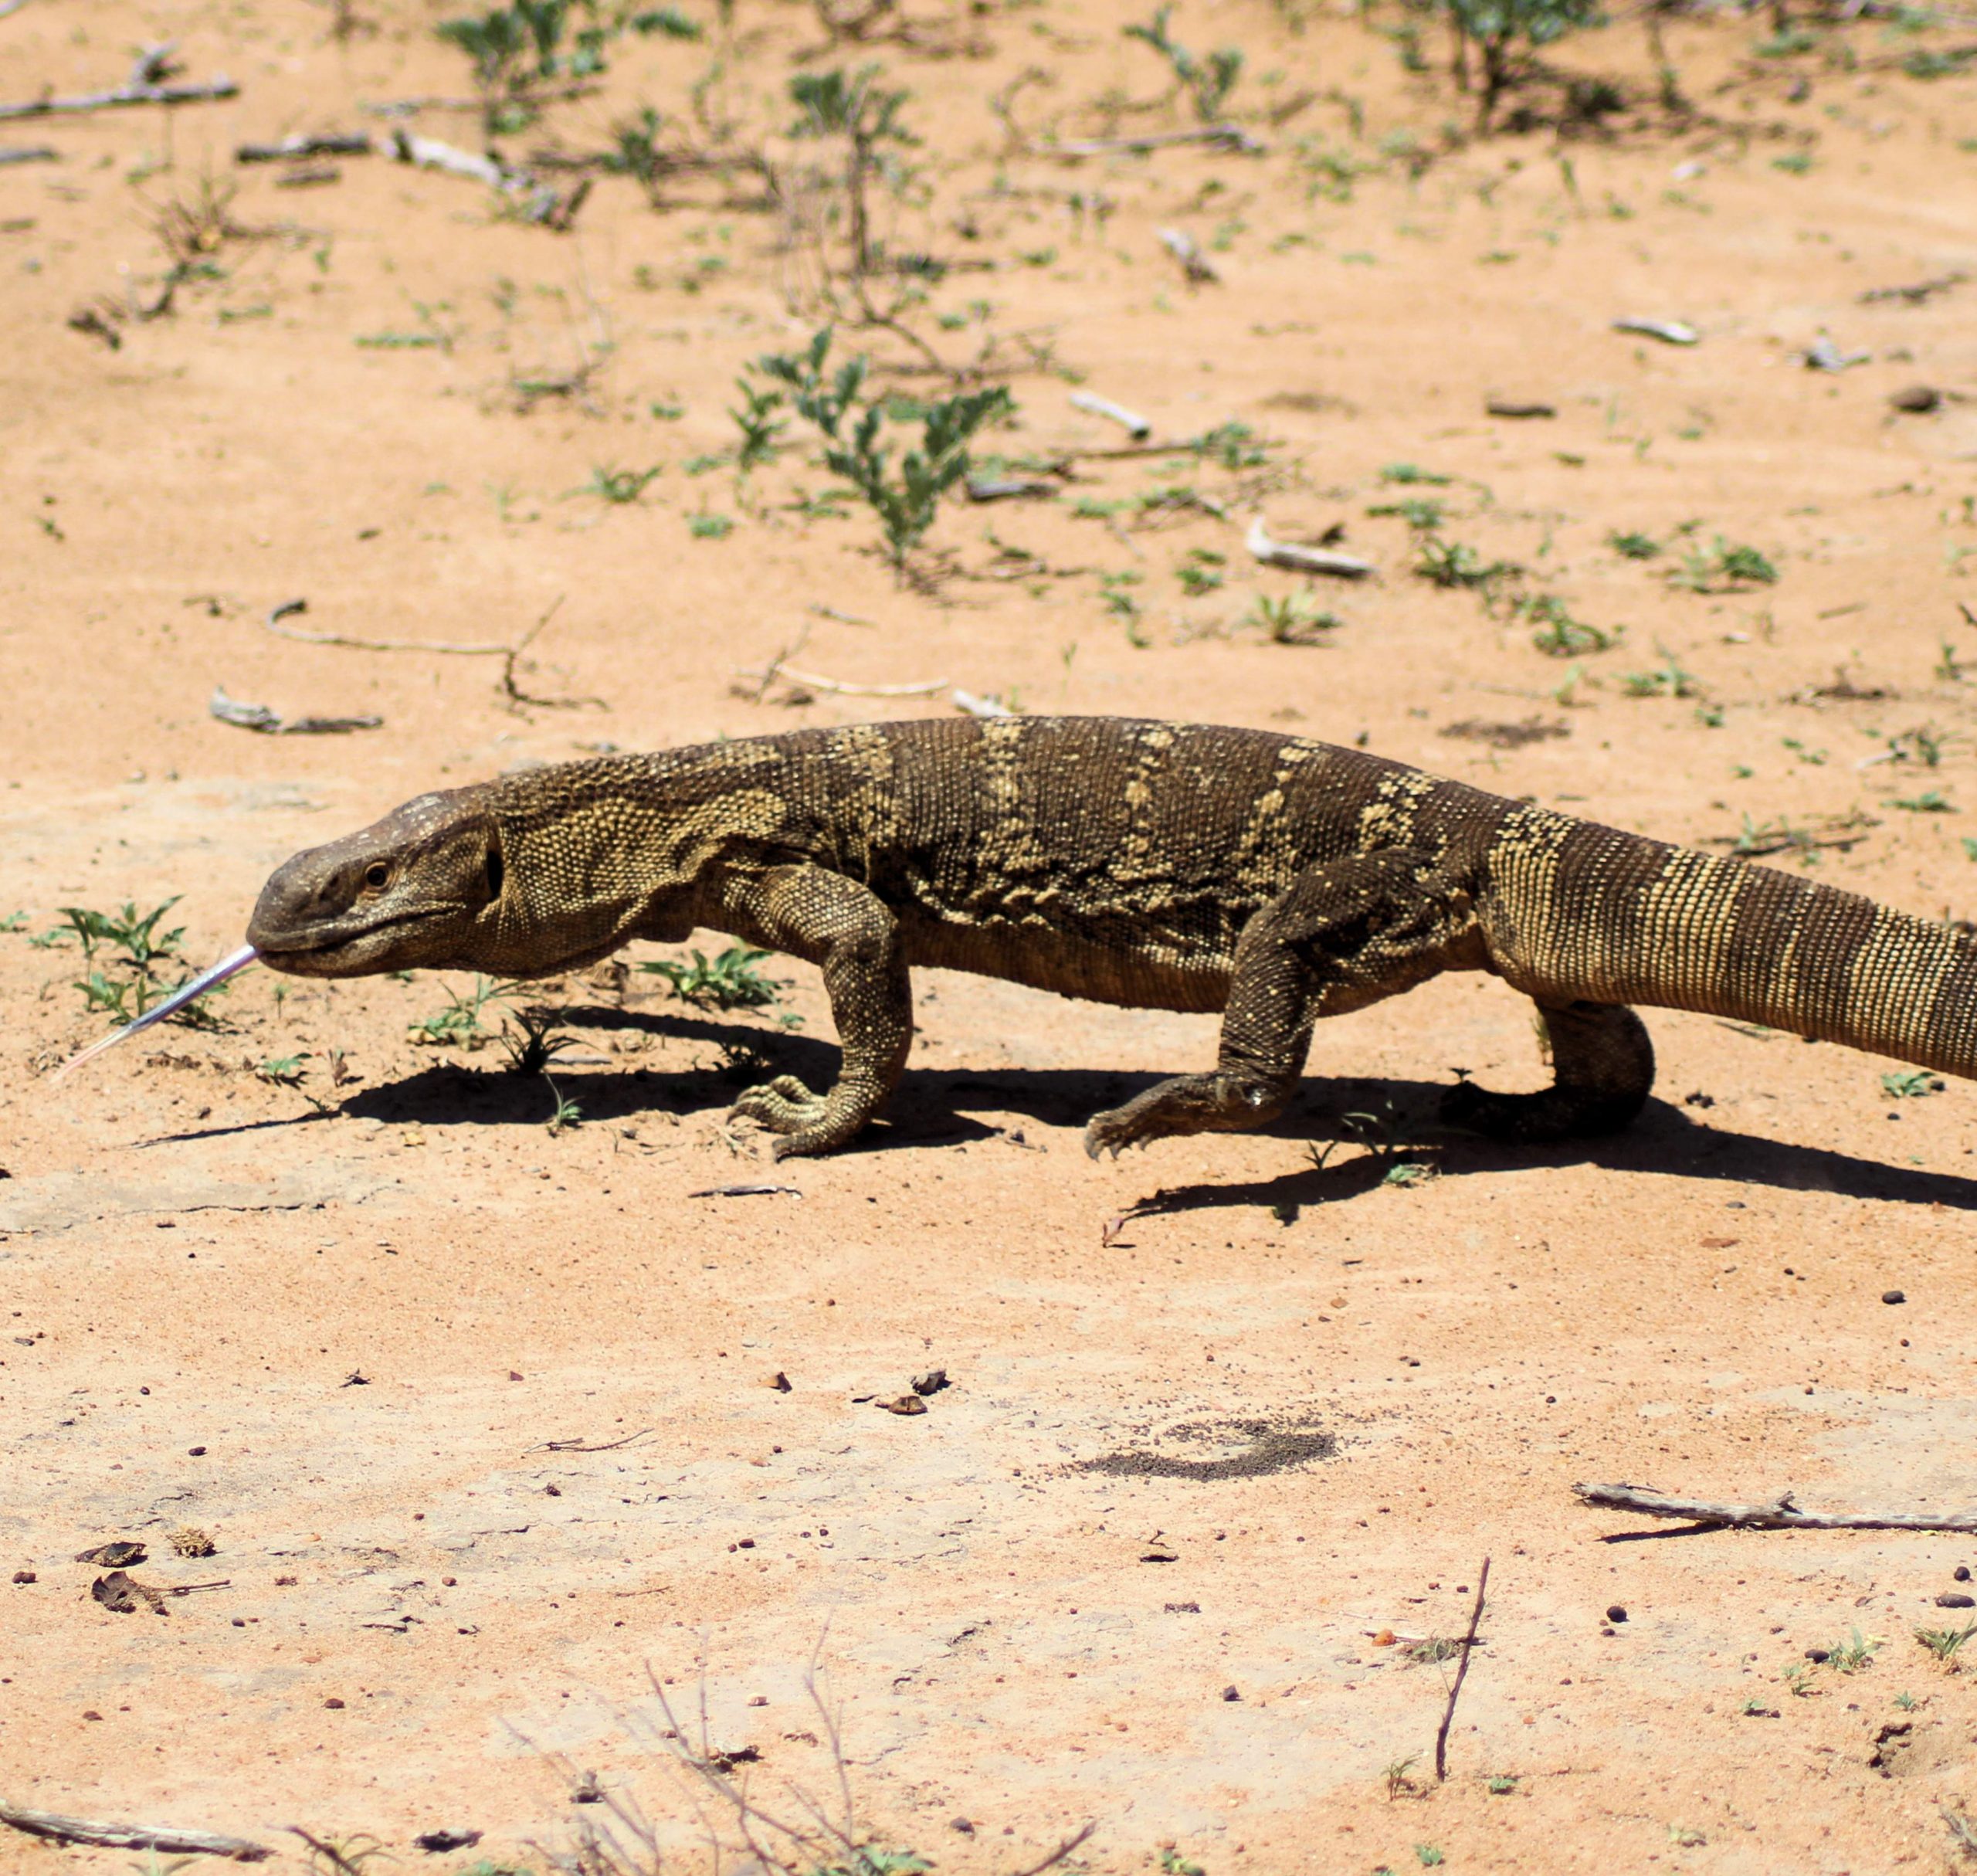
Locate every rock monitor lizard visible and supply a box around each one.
[236,715,1975,1159]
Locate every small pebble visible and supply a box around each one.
[1882,1291,1906,1305]
[1221,1684,1241,1701]
[1955,1566,1971,1583]
[11,1570,35,1585]
[324,1697,345,1709]
[187,1446,207,1457]
[1935,1593,1975,1609]
[1606,1604,1628,1623]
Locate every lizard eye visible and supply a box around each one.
[363,862,390,891]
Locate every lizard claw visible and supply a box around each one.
[732,1074,828,1135]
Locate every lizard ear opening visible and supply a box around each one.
[485,840,505,903]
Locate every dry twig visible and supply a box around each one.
[1433,1555,1490,1782]
[1575,1481,1977,1533]
[0,1805,270,1861]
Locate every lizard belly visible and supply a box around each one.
[902,913,1233,1013]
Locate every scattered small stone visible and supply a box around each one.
[1485,395,1556,419]
[1806,1647,1831,1663]
[1935,1593,1975,1609]
[413,1830,483,1854]
[1882,1290,1907,1305]
[12,1569,36,1584]
[1606,1605,1628,1623]
[324,1697,345,1709]
[1888,385,1943,414]
[911,1368,950,1397]
[877,1394,927,1416]
[1955,1566,1971,1583]
[82,1710,103,1722]
[169,1526,215,1559]
[1221,1684,1241,1701]
[186,1446,207,1457]
[950,1818,975,1836]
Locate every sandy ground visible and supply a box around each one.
[5,1,1977,1870]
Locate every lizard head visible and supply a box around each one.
[247,787,509,977]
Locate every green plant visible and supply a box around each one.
[585,463,663,504]
[545,1081,584,1135]
[1383,1752,1419,1800]
[1416,534,1515,593]
[604,105,668,203]
[1487,1773,1519,1794]
[1446,0,1603,127]
[1368,496,1446,531]
[1894,1690,1919,1710]
[729,378,788,472]
[1916,1620,1977,1666]
[256,1054,310,1087]
[1619,650,1698,698]
[63,898,183,968]
[1782,1661,1815,1698]
[438,1,700,140]
[1523,594,1612,656]
[500,1006,581,1076]
[1381,462,1452,486]
[1827,1626,1884,1674]
[689,511,734,538]
[1124,5,1245,123]
[409,975,514,1047]
[1608,528,1661,559]
[788,65,917,280]
[1158,1852,1206,1876]
[1245,592,1340,644]
[1892,789,1953,812]
[62,898,229,1030]
[1883,1070,1944,1097]
[1669,535,1779,592]
[641,944,785,1009]
[1176,548,1226,595]
[1415,1847,1446,1868]
[755,327,1012,572]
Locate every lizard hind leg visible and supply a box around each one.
[1083,847,1472,1159]
[1440,997,1654,1142]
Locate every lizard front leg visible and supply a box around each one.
[719,864,911,1159]
[1085,849,1472,1158]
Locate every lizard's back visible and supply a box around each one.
[807,716,1497,1010]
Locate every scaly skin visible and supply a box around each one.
[245,717,1977,1159]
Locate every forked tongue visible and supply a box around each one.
[51,944,260,1084]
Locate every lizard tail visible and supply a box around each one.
[1481,812,1977,1078]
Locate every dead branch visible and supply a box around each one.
[1045,123,1263,156]
[0,1805,270,1861]
[263,596,512,656]
[1246,516,1374,580]
[1005,1823,1099,1876]
[1070,389,1150,438]
[1575,1481,1977,1533]
[0,144,53,165]
[1433,1555,1490,1782]
[1157,226,1218,285]
[236,131,372,164]
[543,1427,654,1452]
[0,74,238,120]
[209,686,381,735]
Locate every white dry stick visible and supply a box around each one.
[387,125,510,188]
[1799,332,1870,372]
[951,689,1016,719]
[1575,1481,1977,1533]
[1246,515,1374,581]
[1156,227,1219,284]
[0,73,237,120]
[51,945,259,1084]
[209,686,382,735]
[761,666,948,698]
[1612,316,1700,346]
[1070,391,1151,439]
[0,1806,270,1861]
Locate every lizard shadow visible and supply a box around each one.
[1115,1082,1977,1217]
[329,1006,1977,1210]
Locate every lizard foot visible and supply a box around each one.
[731,1074,829,1135]
[1440,1078,1645,1143]
[1084,1071,1286,1159]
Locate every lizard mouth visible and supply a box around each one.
[249,903,456,969]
